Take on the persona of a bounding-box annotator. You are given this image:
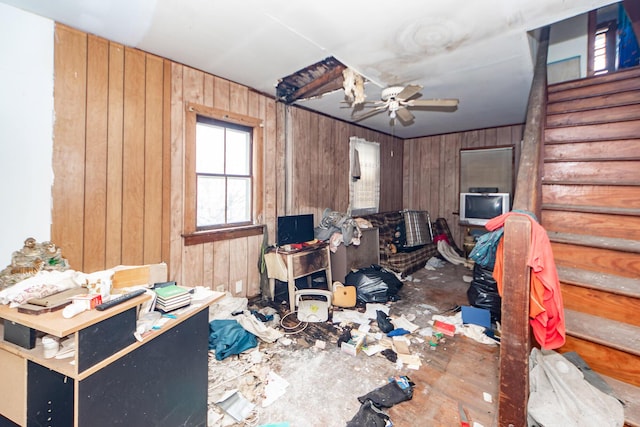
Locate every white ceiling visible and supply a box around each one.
[3,0,618,138]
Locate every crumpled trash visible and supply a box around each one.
[381,349,397,362]
[236,312,284,343]
[424,256,446,270]
[387,328,410,337]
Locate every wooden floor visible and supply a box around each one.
[386,264,499,427]
[252,262,500,427]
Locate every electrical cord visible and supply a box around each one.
[279,311,308,334]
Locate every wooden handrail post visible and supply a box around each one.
[498,215,532,427]
[498,25,549,426]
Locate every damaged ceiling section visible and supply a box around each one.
[276,56,351,104]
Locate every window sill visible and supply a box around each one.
[183,224,265,246]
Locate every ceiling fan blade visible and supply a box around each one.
[396,84,423,101]
[395,107,414,123]
[352,105,387,122]
[406,98,459,108]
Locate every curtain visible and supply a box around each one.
[349,137,380,216]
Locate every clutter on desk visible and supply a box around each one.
[0,237,70,291]
[153,282,191,312]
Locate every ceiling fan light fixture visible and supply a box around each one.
[389,110,396,119]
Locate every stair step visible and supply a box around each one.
[545,119,640,143]
[549,231,640,254]
[559,266,640,327]
[543,203,640,216]
[542,178,640,186]
[544,139,640,162]
[547,104,640,128]
[543,160,640,185]
[603,375,640,427]
[542,209,640,240]
[542,184,640,210]
[558,266,640,299]
[547,89,640,115]
[548,66,640,100]
[564,310,640,357]
[552,241,640,278]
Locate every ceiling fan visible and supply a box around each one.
[351,84,458,124]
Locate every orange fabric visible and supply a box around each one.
[487,212,565,349]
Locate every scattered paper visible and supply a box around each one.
[392,336,411,354]
[216,389,255,422]
[398,353,421,367]
[483,392,493,403]
[391,315,420,333]
[332,309,370,325]
[262,371,289,407]
[363,344,385,356]
[358,323,371,333]
[364,303,389,319]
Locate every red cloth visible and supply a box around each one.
[486,212,565,349]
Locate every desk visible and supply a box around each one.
[0,290,223,427]
[266,243,332,309]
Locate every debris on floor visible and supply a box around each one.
[205,263,498,426]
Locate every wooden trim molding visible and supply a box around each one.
[183,224,265,246]
[183,102,265,237]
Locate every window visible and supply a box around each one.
[184,103,263,243]
[196,117,252,229]
[592,21,616,75]
[349,137,380,215]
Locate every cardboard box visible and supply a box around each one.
[340,333,366,356]
[112,263,168,289]
[72,294,102,310]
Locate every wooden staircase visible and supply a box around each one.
[543,66,640,427]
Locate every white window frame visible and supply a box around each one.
[349,136,380,216]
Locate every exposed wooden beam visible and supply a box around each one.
[283,64,346,103]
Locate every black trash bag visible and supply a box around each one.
[376,310,394,333]
[346,399,391,427]
[346,265,403,304]
[467,263,502,322]
[357,376,415,408]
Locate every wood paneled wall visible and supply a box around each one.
[285,106,404,221]
[51,24,402,297]
[403,125,525,247]
[52,25,168,274]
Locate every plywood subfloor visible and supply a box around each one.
[208,262,500,426]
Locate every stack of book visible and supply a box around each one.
[154,284,191,312]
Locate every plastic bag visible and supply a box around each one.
[346,265,403,304]
[467,263,501,322]
[346,399,391,427]
[376,310,394,333]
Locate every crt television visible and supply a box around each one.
[277,214,314,246]
[459,193,510,226]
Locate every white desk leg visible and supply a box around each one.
[325,246,333,292]
[287,253,296,309]
[269,278,275,302]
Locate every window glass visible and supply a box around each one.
[195,116,252,229]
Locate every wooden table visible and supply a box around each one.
[266,243,332,308]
